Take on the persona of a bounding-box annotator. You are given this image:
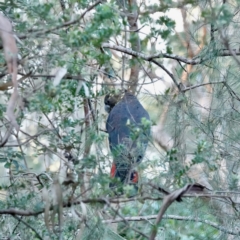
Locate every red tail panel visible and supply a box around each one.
[110,163,116,178]
[131,171,138,183]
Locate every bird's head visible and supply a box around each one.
[104,89,133,113]
[104,92,122,113]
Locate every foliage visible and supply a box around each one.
[0,0,240,239]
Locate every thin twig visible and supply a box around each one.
[2,129,53,147]
[103,198,149,239]
[43,113,62,140]
[182,81,225,92]
[220,30,240,67]
[12,215,43,239]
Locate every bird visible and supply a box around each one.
[105,91,150,191]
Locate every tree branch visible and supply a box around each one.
[0,192,233,217]
[102,43,240,65]
[102,43,181,90]
[127,0,141,94]
[103,214,240,236]
[18,0,103,40]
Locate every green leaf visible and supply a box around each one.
[4,162,11,169]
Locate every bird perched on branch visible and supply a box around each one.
[105,91,150,192]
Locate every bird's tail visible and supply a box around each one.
[109,163,138,190]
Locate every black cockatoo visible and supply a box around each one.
[105,92,150,190]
